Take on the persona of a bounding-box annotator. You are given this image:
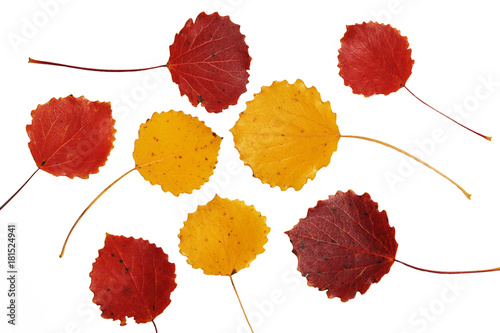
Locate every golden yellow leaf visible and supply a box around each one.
[178,195,269,275]
[133,111,221,196]
[230,79,340,190]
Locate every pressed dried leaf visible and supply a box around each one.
[133,110,222,196]
[90,234,176,326]
[338,21,414,96]
[286,190,398,301]
[168,12,251,113]
[178,195,269,275]
[26,95,116,178]
[230,79,340,190]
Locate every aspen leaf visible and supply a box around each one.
[230,79,470,199]
[338,22,413,97]
[1,95,116,210]
[178,195,269,275]
[90,234,176,328]
[29,12,251,113]
[133,110,222,196]
[167,12,251,113]
[230,79,340,191]
[337,21,490,140]
[286,190,397,301]
[178,195,269,332]
[27,95,115,178]
[286,190,500,302]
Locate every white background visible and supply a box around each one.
[1,0,500,332]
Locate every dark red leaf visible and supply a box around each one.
[285,190,398,302]
[338,22,414,96]
[26,95,116,178]
[90,234,176,326]
[167,12,251,113]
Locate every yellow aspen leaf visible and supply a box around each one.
[133,110,222,196]
[178,195,269,276]
[230,79,340,190]
[230,80,470,199]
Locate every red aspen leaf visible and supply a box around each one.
[338,22,414,96]
[26,95,116,178]
[167,12,251,113]
[337,22,490,140]
[29,12,250,113]
[285,190,398,302]
[90,233,176,327]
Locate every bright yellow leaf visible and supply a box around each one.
[133,111,221,196]
[178,195,269,275]
[230,79,340,190]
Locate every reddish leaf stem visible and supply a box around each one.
[404,86,491,141]
[59,167,136,258]
[341,134,471,200]
[0,168,39,211]
[152,320,158,333]
[29,57,167,73]
[395,259,500,274]
[230,275,255,333]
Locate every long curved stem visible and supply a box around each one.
[395,259,500,274]
[0,168,39,211]
[59,167,136,258]
[341,134,471,200]
[152,319,158,333]
[229,275,255,333]
[29,58,167,73]
[404,86,491,141]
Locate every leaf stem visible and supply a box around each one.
[395,259,500,274]
[340,134,471,200]
[404,86,491,141]
[29,58,167,73]
[59,167,136,258]
[0,168,39,211]
[229,275,255,333]
[152,319,158,333]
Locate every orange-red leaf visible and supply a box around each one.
[26,95,116,178]
[286,190,398,302]
[90,234,176,326]
[338,22,414,96]
[167,12,251,113]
